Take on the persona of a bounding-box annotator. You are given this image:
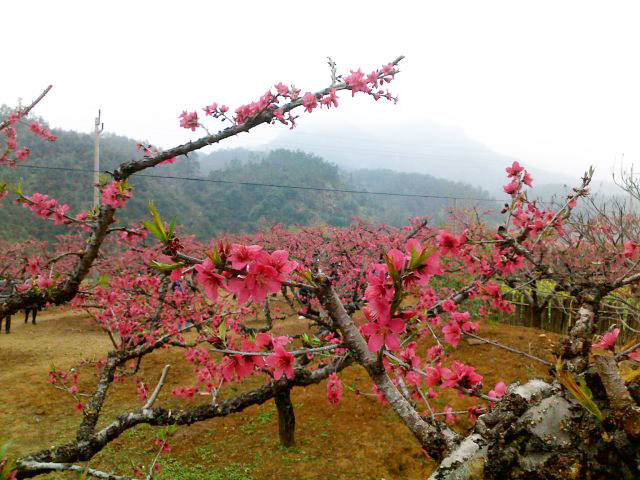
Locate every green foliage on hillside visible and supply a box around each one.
[0,111,497,241]
[346,168,495,227]
[194,149,362,232]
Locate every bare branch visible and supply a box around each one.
[143,365,171,409]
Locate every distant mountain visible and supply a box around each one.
[198,148,498,230]
[198,147,262,175]
[8,108,625,243]
[255,120,588,197]
[0,108,497,241]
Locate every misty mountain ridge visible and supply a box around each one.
[0,106,498,241]
[200,119,608,198]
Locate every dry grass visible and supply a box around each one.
[0,309,561,479]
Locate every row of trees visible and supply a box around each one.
[1,57,640,479]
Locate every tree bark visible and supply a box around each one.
[430,376,640,479]
[275,388,296,447]
[315,278,460,461]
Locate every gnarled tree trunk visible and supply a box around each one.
[430,377,640,479]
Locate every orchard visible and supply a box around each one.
[1,56,640,479]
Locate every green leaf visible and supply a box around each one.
[578,377,594,400]
[218,323,227,343]
[142,220,165,243]
[208,248,223,267]
[556,360,603,421]
[150,261,185,272]
[167,216,177,238]
[146,201,167,242]
[299,270,317,287]
[383,253,399,283]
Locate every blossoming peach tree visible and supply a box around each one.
[1,56,640,479]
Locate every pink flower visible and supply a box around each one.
[366,71,380,87]
[364,264,393,319]
[503,180,521,195]
[154,439,172,454]
[221,354,255,380]
[36,275,53,290]
[483,282,500,297]
[101,181,132,209]
[488,381,507,400]
[178,111,199,131]
[203,102,219,116]
[506,161,523,178]
[26,256,40,275]
[320,88,339,109]
[441,298,456,313]
[442,321,461,347]
[302,92,318,113]
[52,204,71,225]
[260,250,297,278]
[622,241,637,258]
[427,344,443,361]
[227,261,282,304]
[435,230,460,255]
[23,192,57,218]
[452,311,477,333]
[592,328,619,349]
[424,366,441,387]
[172,386,197,398]
[360,314,405,352]
[194,258,226,301]
[628,349,640,362]
[229,244,262,270]
[169,267,183,283]
[28,121,57,141]
[266,347,294,380]
[160,156,177,165]
[345,69,369,96]
[16,146,31,161]
[326,372,343,405]
[522,171,533,187]
[274,82,289,96]
[8,112,21,124]
[385,248,405,272]
[440,361,483,389]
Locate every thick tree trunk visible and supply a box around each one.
[430,378,640,479]
[274,388,295,447]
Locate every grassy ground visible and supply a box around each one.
[0,308,560,479]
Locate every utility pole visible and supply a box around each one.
[93,110,103,210]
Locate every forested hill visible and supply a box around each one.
[0,115,497,241]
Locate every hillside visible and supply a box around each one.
[249,120,587,197]
[196,149,499,231]
[0,111,498,241]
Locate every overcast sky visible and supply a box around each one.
[4,1,640,184]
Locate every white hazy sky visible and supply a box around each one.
[4,1,640,183]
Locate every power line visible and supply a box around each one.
[12,163,501,203]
